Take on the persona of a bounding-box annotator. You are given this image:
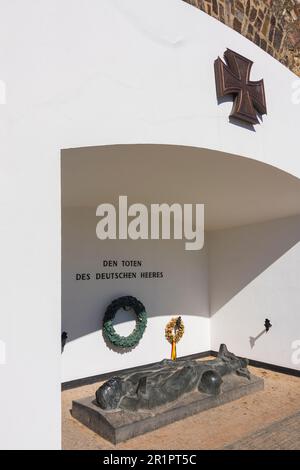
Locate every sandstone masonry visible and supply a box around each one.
[183,0,300,77]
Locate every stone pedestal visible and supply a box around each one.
[72,372,264,444]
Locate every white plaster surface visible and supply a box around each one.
[0,0,299,449]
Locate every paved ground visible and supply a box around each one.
[62,360,300,450]
[225,411,300,450]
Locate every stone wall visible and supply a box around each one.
[183,0,300,77]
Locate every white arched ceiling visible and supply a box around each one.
[62,144,300,230]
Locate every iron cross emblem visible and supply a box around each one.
[214,49,267,125]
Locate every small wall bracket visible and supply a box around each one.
[264,319,272,333]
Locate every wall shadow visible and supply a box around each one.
[249,328,266,349]
[209,214,300,315]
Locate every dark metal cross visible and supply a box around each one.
[214,48,267,125]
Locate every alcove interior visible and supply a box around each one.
[61,144,300,382]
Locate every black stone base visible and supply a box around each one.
[72,372,264,444]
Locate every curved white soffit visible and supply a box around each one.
[62,144,300,230]
[0,0,299,178]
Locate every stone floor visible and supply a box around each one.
[62,361,300,450]
[225,411,300,450]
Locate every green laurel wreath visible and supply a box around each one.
[103,296,147,348]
